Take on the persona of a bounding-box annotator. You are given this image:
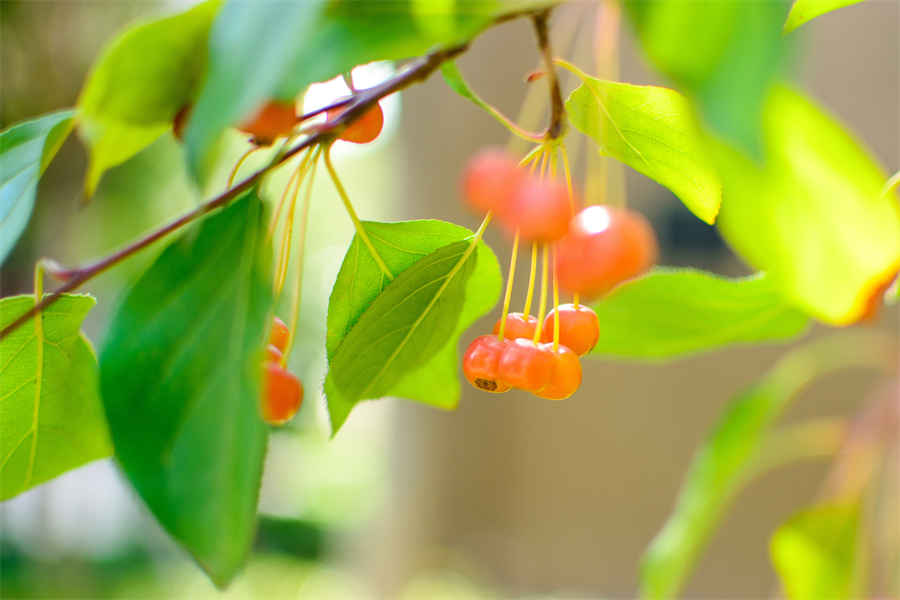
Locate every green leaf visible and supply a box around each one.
[771,501,864,600]
[0,294,110,500]
[624,0,790,154]
[715,85,900,325]
[784,0,867,32]
[561,63,721,224]
[77,0,220,195]
[639,331,893,599]
[588,268,809,360]
[325,222,501,434]
[185,0,552,177]
[99,191,273,587]
[0,110,75,264]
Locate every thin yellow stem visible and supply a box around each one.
[497,229,520,340]
[523,242,538,315]
[538,145,549,178]
[323,145,394,281]
[552,247,560,351]
[283,152,318,364]
[573,292,580,310]
[560,143,575,214]
[227,147,258,188]
[274,164,305,297]
[519,144,545,168]
[532,244,549,343]
[267,148,312,240]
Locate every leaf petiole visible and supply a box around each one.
[323,144,394,281]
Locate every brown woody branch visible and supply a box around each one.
[1,6,561,341]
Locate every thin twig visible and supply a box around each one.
[533,10,565,140]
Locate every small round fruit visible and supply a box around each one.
[262,362,303,425]
[498,176,572,242]
[462,149,524,215]
[497,338,554,393]
[536,343,582,400]
[462,335,511,393]
[238,100,297,144]
[327,102,384,144]
[269,317,290,352]
[265,344,283,363]
[554,205,657,299]
[493,312,538,341]
[540,304,600,356]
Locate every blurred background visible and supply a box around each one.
[1,0,898,597]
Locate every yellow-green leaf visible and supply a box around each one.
[589,268,808,360]
[562,64,721,224]
[77,0,220,195]
[771,501,864,599]
[715,85,900,325]
[784,0,867,32]
[0,294,110,500]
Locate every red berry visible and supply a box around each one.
[262,362,303,425]
[492,312,538,341]
[535,343,582,400]
[462,335,511,393]
[269,317,290,353]
[327,102,384,144]
[540,304,600,356]
[497,338,554,393]
[265,344,283,363]
[462,149,524,215]
[554,205,657,299]
[238,100,297,144]
[498,176,572,242]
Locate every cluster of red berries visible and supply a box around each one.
[261,317,303,425]
[460,148,658,400]
[463,303,599,400]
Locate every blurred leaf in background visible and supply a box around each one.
[624,0,791,155]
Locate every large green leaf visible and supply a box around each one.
[588,268,808,360]
[100,192,272,587]
[639,331,894,599]
[784,0,867,32]
[771,501,864,600]
[325,223,501,434]
[715,85,900,325]
[78,0,220,195]
[0,110,75,264]
[185,0,553,178]
[561,64,721,224]
[625,0,790,154]
[0,294,110,500]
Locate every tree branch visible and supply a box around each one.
[0,40,472,341]
[533,9,565,140]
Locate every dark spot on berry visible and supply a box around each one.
[475,378,498,391]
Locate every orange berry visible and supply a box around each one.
[238,100,297,144]
[554,205,657,299]
[497,338,554,393]
[265,344,283,363]
[535,343,582,400]
[498,176,572,242]
[540,304,600,356]
[269,317,290,352]
[492,312,538,341]
[462,335,511,393]
[327,102,384,144]
[262,362,303,425]
[462,149,524,215]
